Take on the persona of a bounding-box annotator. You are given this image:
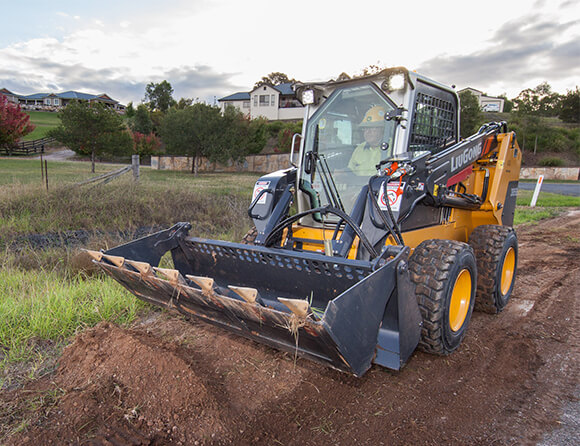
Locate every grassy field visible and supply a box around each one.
[21,111,60,141]
[0,159,259,385]
[0,158,578,387]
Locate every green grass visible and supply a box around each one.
[21,111,60,141]
[516,189,580,207]
[0,268,145,371]
[512,189,579,225]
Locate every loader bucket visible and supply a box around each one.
[89,223,421,377]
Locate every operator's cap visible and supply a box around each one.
[360,105,386,127]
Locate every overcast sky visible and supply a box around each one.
[1,0,578,105]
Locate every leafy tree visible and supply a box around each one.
[160,103,268,173]
[498,94,514,113]
[220,107,268,157]
[160,103,222,174]
[558,87,580,123]
[132,104,153,134]
[459,90,483,138]
[174,98,194,109]
[124,102,136,118]
[145,80,176,112]
[0,95,35,146]
[50,101,132,172]
[254,72,297,88]
[514,82,562,117]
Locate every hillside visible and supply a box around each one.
[22,111,60,141]
[482,112,580,167]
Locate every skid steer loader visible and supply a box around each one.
[87,67,521,377]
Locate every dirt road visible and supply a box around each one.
[3,212,579,445]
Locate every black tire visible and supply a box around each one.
[468,225,518,314]
[241,226,258,245]
[409,239,477,355]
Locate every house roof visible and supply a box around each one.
[1,88,21,97]
[58,91,98,100]
[272,82,295,95]
[218,92,251,101]
[23,93,51,100]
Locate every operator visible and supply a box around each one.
[348,105,389,176]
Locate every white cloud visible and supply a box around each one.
[0,0,578,104]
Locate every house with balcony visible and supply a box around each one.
[219,82,304,121]
[458,87,505,112]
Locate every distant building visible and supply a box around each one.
[458,88,504,112]
[0,88,125,112]
[0,88,21,104]
[219,82,304,120]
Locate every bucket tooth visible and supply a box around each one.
[228,286,259,303]
[154,267,184,286]
[125,259,153,276]
[278,298,310,318]
[186,275,215,295]
[84,249,103,262]
[102,254,125,268]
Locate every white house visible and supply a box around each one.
[458,88,505,112]
[219,82,304,120]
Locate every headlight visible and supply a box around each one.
[302,89,316,105]
[389,73,406,90]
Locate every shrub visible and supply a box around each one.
[538,156,565,167]
[132,131,162,156]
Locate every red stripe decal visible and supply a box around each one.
[447,165,473,187]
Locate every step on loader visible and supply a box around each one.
[87,67,521,377]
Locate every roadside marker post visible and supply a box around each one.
[530,175,544,207]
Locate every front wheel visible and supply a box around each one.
[469,225,518,313]
[409,239,477,355]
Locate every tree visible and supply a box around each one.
[124,102,136,118]
[459,90,483,138]
[559,87,580,123]
[514,82,562,117]
[132,131,161,157]
[160,103,268,174]
[254,72,296,88]
[144,80,176,112]
[0,95,35,146]
[174,98,194,109]
[498,94,514,113]
[160,103,222,174]
[132,104,153,134]
[50,101,132,172]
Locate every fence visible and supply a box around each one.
[0,137,56,156]
[151,153,292,173]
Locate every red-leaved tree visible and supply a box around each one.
[132,131,161,157]
[0,94,35,146]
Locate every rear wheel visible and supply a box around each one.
[469,225,518,313]
[409,239,477,354]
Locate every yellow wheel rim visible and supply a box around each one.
[449,269,472,332]
[500,247,516,296]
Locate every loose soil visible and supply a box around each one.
[2,212,579,445]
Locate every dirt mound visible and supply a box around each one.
[3,212,579,445]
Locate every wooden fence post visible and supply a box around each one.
[132,155,140,182]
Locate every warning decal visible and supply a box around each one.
[252,181,271,205]
[378,182,405,212]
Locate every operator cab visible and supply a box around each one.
[295,68,459,223]
[300,83,397,214]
